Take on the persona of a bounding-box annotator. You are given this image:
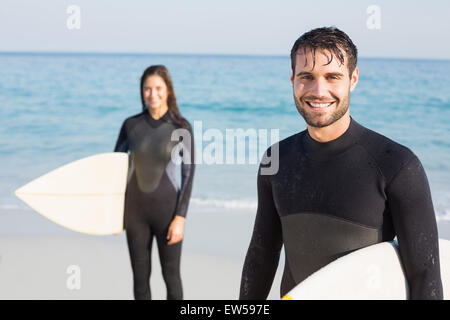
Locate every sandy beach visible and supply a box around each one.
[0,235,283,300]
[0,207,284,300]
[1,206,449,300]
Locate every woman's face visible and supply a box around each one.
[142,75,169,111]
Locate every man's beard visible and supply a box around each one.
[294,93,350,128]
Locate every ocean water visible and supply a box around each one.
[1,52,450,228]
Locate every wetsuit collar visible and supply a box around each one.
[144,109,171,128]
[301,117,363,161]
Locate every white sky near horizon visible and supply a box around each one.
[0,0,449,59]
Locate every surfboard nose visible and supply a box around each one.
[13,152,129,235]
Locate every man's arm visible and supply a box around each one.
[387,155,443,299]
[239,162,283,300]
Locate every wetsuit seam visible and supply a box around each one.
[357,126,416,191]
[285,211,380,230]
[385,154,418,190]
[355,142,387,184]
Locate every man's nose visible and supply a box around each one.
[311,78,327,96]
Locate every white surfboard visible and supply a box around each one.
[14,153,129,235]
[282,239,450,300]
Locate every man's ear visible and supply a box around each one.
[350,67,359,92]
[290,71,294,87]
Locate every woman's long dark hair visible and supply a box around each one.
[140,65,189,129]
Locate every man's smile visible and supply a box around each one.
[304,100,336,109]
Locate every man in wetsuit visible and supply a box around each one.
[239,27,443,300]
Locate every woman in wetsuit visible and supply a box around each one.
[114,65,195,300]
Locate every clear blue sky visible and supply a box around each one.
[1,0,449,59]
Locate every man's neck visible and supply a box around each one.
[307,112,351,143]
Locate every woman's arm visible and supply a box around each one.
[113,120,129,236]
[167,122,195,245]
[114,121,129,153]
[174,122,195,218]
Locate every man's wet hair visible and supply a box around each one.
[290,26,358,77]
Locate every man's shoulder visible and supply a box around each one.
[356,123,418,182]
[357,124,415,159]
[262,131,303,158]
[277,131,305,150]
[258,131,305,178]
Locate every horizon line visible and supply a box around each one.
[0,50,449,62]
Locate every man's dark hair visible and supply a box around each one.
[290,27,358,77]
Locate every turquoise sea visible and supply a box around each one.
[1,52,450,231]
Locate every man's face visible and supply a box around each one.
[291,47,359,128]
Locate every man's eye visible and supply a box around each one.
[300,75,313,80]
[328,76,339,80]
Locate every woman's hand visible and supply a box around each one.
[167,215,185,245]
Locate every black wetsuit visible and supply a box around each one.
[114,110,194,300]
[240,117,442,300]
